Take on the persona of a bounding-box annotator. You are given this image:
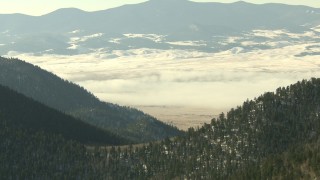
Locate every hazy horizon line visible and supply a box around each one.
[0,0,318,17]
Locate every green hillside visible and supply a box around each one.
[0,56,182,142]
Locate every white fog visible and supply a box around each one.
[8,36,319,129]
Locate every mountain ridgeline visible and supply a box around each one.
[1,0,318,34]
[2,78,320,179]
[85,78,320,179]
[0,84,128,145]
[0,56,182,142]
[0,0,319,55]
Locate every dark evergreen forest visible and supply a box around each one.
[0,56,182,143]
[0,84,128,145]
[1,77,320,179]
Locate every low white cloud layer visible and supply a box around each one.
[11,42,320,110]
[6,29,320,128]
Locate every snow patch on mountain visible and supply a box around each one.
[1,30,9,34]
[67,33,104,50]
[69,33,104,44]
[69,30,82,34]
[123,33,166,43]
[109,38,122,44]
[167,41,206,47]
[312,25,320,32]
[251,29,286,39]
[67,44,79,50]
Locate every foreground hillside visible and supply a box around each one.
[0,123,93,179]
[0,84,128,145]
[91,78,320,179]
[2,78,320,179]
[0,56,182,142]
[231,141,320,179]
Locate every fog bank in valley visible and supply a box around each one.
[9,41,320,129]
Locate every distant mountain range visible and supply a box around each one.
[0,0,319,56]
[0,56,182,142]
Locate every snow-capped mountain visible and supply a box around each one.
[0,0,319,56]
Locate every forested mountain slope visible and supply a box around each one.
[0,56,182,142]
[2,78,320,179]
[0,122,95,179]
[144,78,320,179]
[0,84,128,145]
[231,140,320,179]
[83,78,320,179]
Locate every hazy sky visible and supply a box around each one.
[0,0,319,16]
